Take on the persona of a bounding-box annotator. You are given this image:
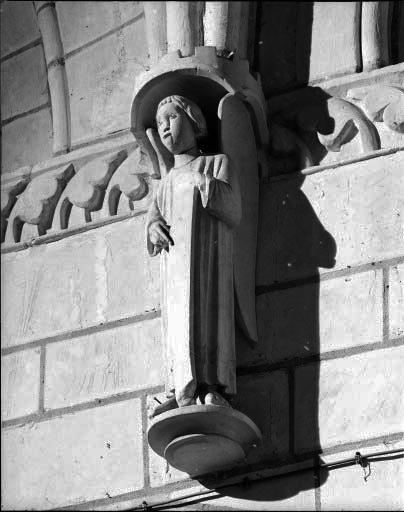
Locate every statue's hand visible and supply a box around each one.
[148,220,174,252]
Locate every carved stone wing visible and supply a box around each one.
[218,93,259,344]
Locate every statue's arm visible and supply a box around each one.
[146,187,173,256]
[195,155,241,229]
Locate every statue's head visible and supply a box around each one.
[156,95,207,155]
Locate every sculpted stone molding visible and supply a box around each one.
[266,83,404,169]
[102,148,150,217]
[55,150,127,229]
[4,164,74,244]
[347,85,404,133]
[1,144,155,247]
[1,173,30,243]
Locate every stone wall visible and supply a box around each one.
[2,141,403,509]
[1,1,404,510]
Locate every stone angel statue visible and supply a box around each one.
[145,94,259,418]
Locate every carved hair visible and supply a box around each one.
[157,95,208,138]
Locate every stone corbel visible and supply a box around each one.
[1,141,158,248]
[101,148,150,217]
[53,151,127,230]
[1,171,31,243]
[4,164,75,244]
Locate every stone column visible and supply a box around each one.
[34,1,70,155]
[166,1,204,57]
[144,2,167,65]
[203,1,250,58]
[361,1,392,71]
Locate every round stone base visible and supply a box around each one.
[148,405,262,476]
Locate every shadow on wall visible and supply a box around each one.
[256,1,315,97]
[193,171,336,501]
[194,2,338,502]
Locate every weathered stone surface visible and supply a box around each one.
[98,215,160,322]
[163,472,316,511]
[146,392,190,488]
[0,1,40,57]
[1,173,30,243]
[361,2,391,72]
[5,164,75,243]
[1,215,160,348]
[390,263,404,339]
[56,1,144,54]
[304,2,361,83]
[45,318,162,409]
[295,346,404,453]
[257,151,404,286]
[55,151,126,229]
[347,85,404,133]
[1,109,53,173]
[66,19,148,146]
[320,442,404,510]
[1,348,40,421]
[256,5,292,95]
[1,399,143,509]
[234,372,289,461]
[1,45,49,121]
[253,270,383,365]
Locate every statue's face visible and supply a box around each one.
[156,102,196,154]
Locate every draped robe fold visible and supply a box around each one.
[146,154,241,404]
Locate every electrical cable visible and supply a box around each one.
[126,447,403,511]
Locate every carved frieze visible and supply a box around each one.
[4,164,74,244]
[1,173,30,243]
[1,144,155,248]
[266,81,403,173]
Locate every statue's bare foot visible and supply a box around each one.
[204,392,231,408]
[149,397,178,419]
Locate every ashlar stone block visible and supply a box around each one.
[305,2,361,82]
[254,270,383,365]
[1,348,40,421]
[66,18,148,146]
[234,371,289,461]
[1,399,144,510]
[1,108,53,173]
[320,442,404,510]
[390,263,404,339]
[257,151,404,286]
[0,1,40,57]
[56,1,144,55]
[1,215,160,348]
[163,472,316,511]
[295,346,404,453]
[1,45,49,121]
[45,318,163,409]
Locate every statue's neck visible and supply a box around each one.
[174,146,200,168]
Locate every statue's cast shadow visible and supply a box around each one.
[196,173,337,503]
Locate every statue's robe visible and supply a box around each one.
[146,154,241,404]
